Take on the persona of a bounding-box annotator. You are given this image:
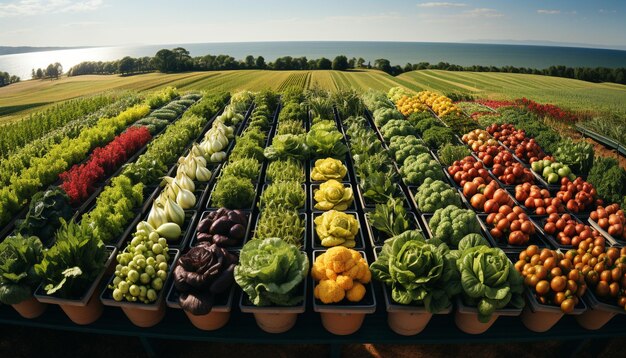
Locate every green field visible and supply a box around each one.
[397,70,626,116]
[2,69,626,123]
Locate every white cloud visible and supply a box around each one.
[61,20,104,27]
[417,2,467,8]
[537,9,561,15]
[599,9,616,14]
[0,0,103,17]
[463,8,503,18]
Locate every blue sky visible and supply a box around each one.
[0,0,624,48]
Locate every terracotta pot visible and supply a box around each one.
[388,311,433,336]
[12,297,47,319]
[520,306,563,332]
[253,312,298,333]
[576,309,616,330]
[121,302,166,327]
[185,310,230,331]
[454,309,498,334]
[320,312,365,335]
[59,292,104,325]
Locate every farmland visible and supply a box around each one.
[2,69,626,123]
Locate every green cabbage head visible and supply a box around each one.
[370,230,461,313]
[235,238,309,307]
[456,242,524,322]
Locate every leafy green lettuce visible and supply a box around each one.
[0,235,43,305]
[455,235,524,323]
[235,237,309,306]
[370,230,460,313]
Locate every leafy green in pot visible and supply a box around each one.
[414,178,462,213]
[370,230,461,312]
[16,186,73,247]
[306,122,348,159]
[35,219,107,298]
[277,120,305,136]
[0,235,44,305]
[429,205,481,248]
[360,171,398,204]
[266,159,305,183]
[211,175,256,209]
[221,158,261,182]
[367,197,411,239]
[259,181,305,210]
[437,144,471,166]
[264,134,309,161]
[254,209,305,248]
[455,235,525,322]
[235,238,309,306]
[554,138,594,176]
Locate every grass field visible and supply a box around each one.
[397,70,626,116]
[2,69,626,123]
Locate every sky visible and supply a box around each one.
[0,0,625,49]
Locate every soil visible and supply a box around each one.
[1,325,625,358]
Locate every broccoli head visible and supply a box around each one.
[429,205,481,247]
[388,135,429,163]
[414,178,462,213]
[400,153,444,185]
[380,120,417,141]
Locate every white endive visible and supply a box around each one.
[147,201,167,229]
[195,162,212,182]
[176,186,196,209]
[175,171,195,192]
[165,196,185,226]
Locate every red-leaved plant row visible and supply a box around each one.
[475,99,517,109]
[517,98,579,124]
[60,126,152,204]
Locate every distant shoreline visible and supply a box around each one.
[0,46,89,56]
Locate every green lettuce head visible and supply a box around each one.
[456,241,524,323]
[235,238,309,306]
[370,230,461,313]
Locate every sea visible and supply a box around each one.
[2,41,626,81]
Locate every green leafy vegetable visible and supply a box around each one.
[16,186,73,246]
[554,138,594,176]
[306,121,348,159]
[370,230,461,312]
[437,144,471,166]
[380,120,417,141]
[587,156,626,204]
[456,236,524,322]
[259,181,305,210]
[221,158,261,181]
[264,134,309,161]
[277,120,305,135]
[367,197,411,238]
[360,171,398,204]
[422,127,456,150]
[235,238,309,306]
[35,219,107,298]
[254,209,305,248]
[0,235,44,305]
[415,117,445,135]
[211,175,256,209]
[266,159,305,183]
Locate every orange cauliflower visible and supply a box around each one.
[312,247,371,304]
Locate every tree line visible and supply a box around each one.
[0,71,20,87]
[61,47,626,85]
[30,62,63,80]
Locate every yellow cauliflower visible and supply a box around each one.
[346,282,366,302]
[315,210,359,248]
[312,248,371,304]
[314,180,353,211]
[311,158,347,181]
[314,279,345,304]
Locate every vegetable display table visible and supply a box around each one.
[1,297,624,358]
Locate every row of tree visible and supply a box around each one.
[0,71,20,87]
[63,47,626,85]
[31,62,63,80]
